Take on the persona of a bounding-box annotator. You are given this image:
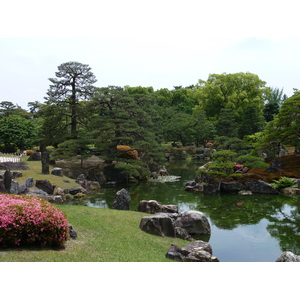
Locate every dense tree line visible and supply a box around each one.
[0,61,298,179]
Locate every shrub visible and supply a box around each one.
[0,143,18,153]
[236,155,269,169]
[270,177,298,190]
[117,145,139,160]
[0,194,69,248]
[25,150,35,156]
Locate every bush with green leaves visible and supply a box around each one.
[236,155,269,169]
[0,194,69,248]
[270,177,298,190]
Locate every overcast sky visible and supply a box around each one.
[1,0,299,109]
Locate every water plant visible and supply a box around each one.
[0,194,69,248]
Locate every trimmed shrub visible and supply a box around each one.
[0,194,69,248]
[25,150,35,156]
[117,145,139,160]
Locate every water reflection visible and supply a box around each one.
[267,203,300,254]
[87,200,109,209]
[85,161,300,261]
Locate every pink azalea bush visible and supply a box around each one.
[233,163,244,172]
[0,194,69,248]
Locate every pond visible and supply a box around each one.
[85,161,300,262]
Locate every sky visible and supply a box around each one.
[1,0,300,110]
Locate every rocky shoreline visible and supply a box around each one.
[185,155,300,196]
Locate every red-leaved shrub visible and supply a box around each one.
[117,145,139,160]
[25,150,35,156]
[0,194,69,248]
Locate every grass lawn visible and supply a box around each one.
[0,205,189,262]
[13,159,80,190]
[1,156,189,262]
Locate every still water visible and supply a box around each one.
[86,161,300,262]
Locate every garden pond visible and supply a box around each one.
[85,161,300,262]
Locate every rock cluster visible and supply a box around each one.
[185,178,280,195]
[138,200,178,214]
[139,210,211,240]
[166,241,219,262]
[0,169,100,204]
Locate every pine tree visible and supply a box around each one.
[87,86,164,180]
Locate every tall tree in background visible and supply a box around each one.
[0,115,37,152]
[0,101,16,117]
[44,61,97,139]
[189,72,268,120]
[263,87,287,122]
[215,108,238,137]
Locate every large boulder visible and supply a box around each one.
[4,170,12,193]
[276,251,300,262]
[27,151,41,161]
[10,181,19,194]
[244,180,279,194]
[46,195,65,204]
[25,177,34,188]
[138,200,178,214]
[221,181,245,193]
[281,187,300,196]
[203,183,218,194]
[27,189,49,198]
[112,188,131,210]
[166,240,219,262]
[181,240,213,255]
[140,210,210,240]
[139,213,176,237]
[51,167,63,176]
[35,179,55,195]
[69,186,87,195]
[174,210,211,236]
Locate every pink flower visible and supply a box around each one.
[0,194,69,248]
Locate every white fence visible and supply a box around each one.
[0,154,23,163]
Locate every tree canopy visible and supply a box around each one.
[2,61,299,182]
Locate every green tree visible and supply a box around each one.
[255,94,300,157]
[189,73,269,135]
[28,101,45,118]
[51,138,92,167]
[215,108,238,137]
[0,115,37,151]
[39,104,69,148]
[45,61,97,139]
[235,155,269,169]
[197,150,238,191]
[163,110,193,146]
[263,87,287,122]
[171,88,197,114]
[0,101,16,117]
[87,86,164,179]
[238,103,265,137]
[190,109,216,146]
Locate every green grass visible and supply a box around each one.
[13,159,80,190]
[0,156,189,262]
[0,205,189,262]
